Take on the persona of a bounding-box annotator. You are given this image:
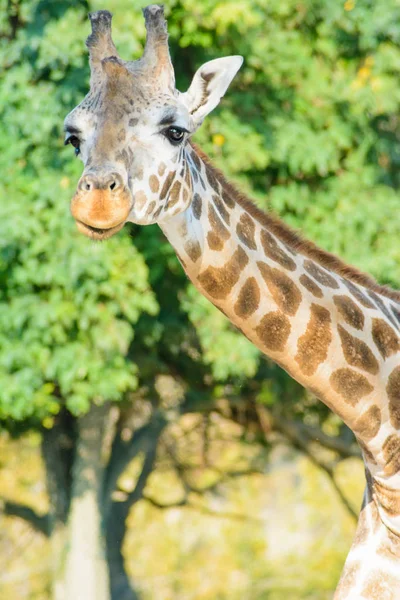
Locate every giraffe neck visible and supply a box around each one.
[159,144,400,531]
[335,476,400,599]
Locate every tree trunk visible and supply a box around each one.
[106,500,140,600]
[104,416,166,600]
[42,411,75,600]
[40,404,165,600]
[50,524,69,600]
[64,403,110,600]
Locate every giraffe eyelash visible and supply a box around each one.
[161,125,189,145]
[65,134,81,156]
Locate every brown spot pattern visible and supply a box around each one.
[334,295,365,330]
[343,279,375,308]
[185,240,201,263]
[149,174,159,193]
[158,162,167,177]
[206,167,220,194]
[295,304,332,376]
[160,171,175,200]
[198,247,249,300]
[236,213,257,250]
[234,277,260,319]
[359,440,377,465]
[361,571,398,599]
[213,195,230,225]
[353,405,381,440]
[153,205,163,219]
[221,190,235,208]
[190,151,201,171]
[304,260,339,289]
[261,230,296,271]
[135,190,147,210]
[299,274,323,298]
[383,434,400,476]
[335,563,360,600]
[145,200,155,216]
[257,261,302,316]
[338,325,379,375]
[369,290,399,330]
[207,204,230,251]
[377,537,400,561]
[255,311,291,352]
[375,480,400,517]
[353,496,374,546]
[185,162,192,189]
[207,232,224,251]
[372,318,400,359]
[168,180,181,209]
[387,366,400,429]
[391,304,400,329]
[330,368,374,406]
[192,193,202,219]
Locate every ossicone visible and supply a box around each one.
[86,10,120,84]
[139,4,175,89]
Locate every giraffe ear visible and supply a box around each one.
[181,56,243,128]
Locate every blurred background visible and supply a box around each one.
[1,0,400,598]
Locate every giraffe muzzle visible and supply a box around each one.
[71,172,133,240]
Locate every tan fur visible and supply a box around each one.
[193,144,400,305]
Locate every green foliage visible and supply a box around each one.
[192,0,400,292]
[182,286,260,380]
[1,0,400,426]
[0,160,158,419]
[0,430,362,600]
[1,1,397,597]
[0,1,158,421]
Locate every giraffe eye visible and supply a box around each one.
[164,126,186,145]
[65,135,81,156]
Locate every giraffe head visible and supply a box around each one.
[65,5,242,240]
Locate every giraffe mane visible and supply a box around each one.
[192,143,400,305]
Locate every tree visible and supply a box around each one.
[1,0,400,598]
[1,382,362,600]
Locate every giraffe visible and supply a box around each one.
[64,6,400,598]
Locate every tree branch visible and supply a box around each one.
[143,494,264,523]
[257,407,358,522]
[119,437,159,514]
[102,412,167,515]
[291,421,360,459]
[106,421,165,536]
[142,495,187,510]
[1,499,50,536]
[41,409,75,526]
[106,427,164,600]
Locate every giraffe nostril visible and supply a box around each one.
[79,176,94,192]
[107,173,123,192]
[79,172,122,192]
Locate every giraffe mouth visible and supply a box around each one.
[75,219,126,240]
